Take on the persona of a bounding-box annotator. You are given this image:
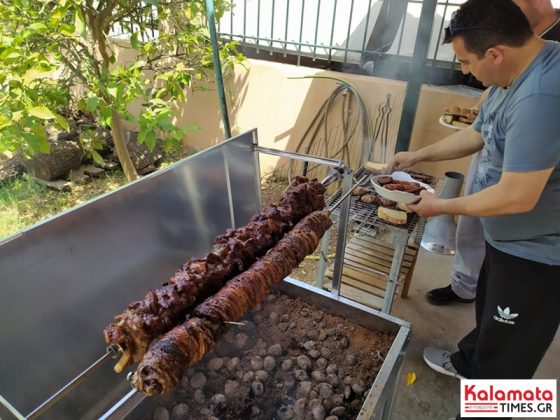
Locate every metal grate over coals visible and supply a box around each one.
[326,167,441,238]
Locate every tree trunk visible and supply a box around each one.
[22,141,82,181]
[0,155,24,182]
[111,111,139,182]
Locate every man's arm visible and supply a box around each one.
[408,168,554,217]
[388,126,484,171]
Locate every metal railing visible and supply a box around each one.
[218,0,470,83]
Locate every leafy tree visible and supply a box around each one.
[0,0,241,181]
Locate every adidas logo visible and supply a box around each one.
[493,305,518,325]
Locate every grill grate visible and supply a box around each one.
[326,167,442,238]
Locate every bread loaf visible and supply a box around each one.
[377,206,408,225]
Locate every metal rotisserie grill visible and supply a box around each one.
[0,130,410,419]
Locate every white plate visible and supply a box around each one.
[438,115,466,130]
[371,171,434,204]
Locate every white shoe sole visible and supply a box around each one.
[423,353,465,380]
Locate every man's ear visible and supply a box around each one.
[486,47,504,64]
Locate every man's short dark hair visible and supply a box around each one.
[443,0,533,58]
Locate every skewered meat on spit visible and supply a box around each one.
[131,211,333,395]
[104,177,326,372]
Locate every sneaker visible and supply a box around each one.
[426,284,475,305]
[423,347,465,379]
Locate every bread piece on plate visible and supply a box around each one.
[378,206,408,225]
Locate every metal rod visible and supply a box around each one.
[205,0,232,139]
[98,388,145,420]
[252,145,344,168]
[26,349,117,419]
[330,169,354,297]
[395,0,438,153]
[0,392,25,420]
[382,230,408,313]
[316,229,331,289]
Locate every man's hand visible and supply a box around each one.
[407,190,444,217]
[387,151,419,172]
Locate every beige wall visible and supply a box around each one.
[177,59,480,180]
[112,42,480,180]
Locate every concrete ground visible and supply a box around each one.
[388,248,560,420]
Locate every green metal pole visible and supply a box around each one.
[205,0,232,139]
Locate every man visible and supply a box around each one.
[425,0,560,306]
[390,0,560,390]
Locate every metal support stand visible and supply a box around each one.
[316,229,331,289]
[382,230,408,313]
[330,169,353,298]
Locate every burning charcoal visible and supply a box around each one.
[268,344,283,356]
[250,356,264,370]
[311,370,327,382]
[171,403,189,420]
[207,371,218,379]
[180,374,190,389]
[186,368,196,378]
[330,406,346,417]
[253,314,264,323]
[297,355,312,371]
[242,371,255,383]
[254,303,262,311]
[208,359,223,372]
[266,293,277,302]
[269,312,279,323]
[316,358,328,370]
[326,364,338,375]
[227,357,240,371]
[339,336,350,349]
[224,331,235,344]
[327,374,340,387]
[289,321,297,329]
[193,389,205,403]
[306,330,319,340]
[319,383,334,399]
[264,356,276,372]
[234,333,249,349]
[312,311,324,322]
[318,330,328,341]
[190,373,207,389]
[255,370,269,382]
[251,406,261,417]
[320,347,331,359]
[281,359,293,371]
[301,308,310,317]
[200,408,212,416]
[308,398,321,409]
[311,404,326,420]
[308,349,321,359]
[224,380,239,397]
[251,380,265,397]
[284,376,296,390]
[352,382,365,396]
[297,381,312,398]
[152,406,170,420]
[310,390,319,400]
[325,416,338,420]
[293,398,307,417]
[330,395,344,407]
[280,314,290,322]
[294,369,309,381]
[210,394,226,409]
[345,354,357,366]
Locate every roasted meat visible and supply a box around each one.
[131,211,333,395]
[104,177,326,372]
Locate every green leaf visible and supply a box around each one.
[144,130,157,150]
[28,106,56,120]
[130,32,140,49]
[85,97,99,112]
[29,23,48,32]
[54,114,70,131]
[74,9,87,38]
[91,149,104,166]
[100,106,112,126]
[107,86,118,99]
[23,67,52,85]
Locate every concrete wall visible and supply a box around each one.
[112,40,480,180]
[175,58,480,180]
